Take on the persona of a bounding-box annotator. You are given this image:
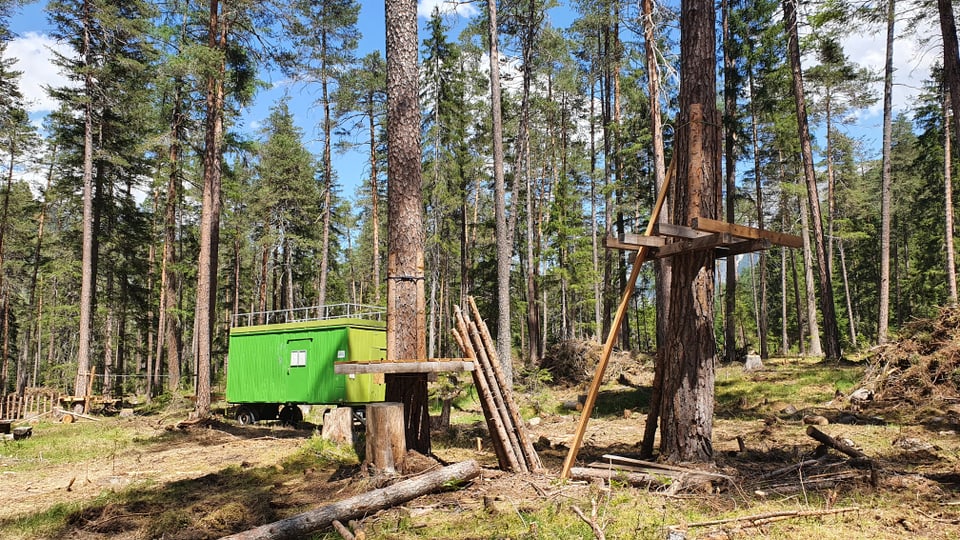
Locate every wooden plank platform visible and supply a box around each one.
[334,358,475,375]
[692,217,803,248]
[604,233,666,251]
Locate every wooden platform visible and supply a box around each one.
[334,358,475,375]
[605,217,802,259]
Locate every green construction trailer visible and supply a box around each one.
[225,304,387,425]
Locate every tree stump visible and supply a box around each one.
[321,407,353,445]
[365,402,406,473]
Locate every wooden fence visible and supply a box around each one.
[1,387,60,420]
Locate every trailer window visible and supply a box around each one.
[290,350,307,367]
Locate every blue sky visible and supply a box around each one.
[3,0,938,200]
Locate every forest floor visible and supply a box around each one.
[2,327,960,539]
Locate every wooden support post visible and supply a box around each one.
[365,402,406,473]
[560,157,675,480]
[321,407,353,446]
[82,366,96,415]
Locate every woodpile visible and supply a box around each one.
[451,296,542,473]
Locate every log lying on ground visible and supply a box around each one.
[220,460,481,540]
[806,426,869,460]
[570,466,668,488]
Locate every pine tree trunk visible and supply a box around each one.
[946,89,958,304]
[938,0,960,163]
[749,71,769,359]
[658,0,721,463]
[385,0,429,454]
[878,0,895,343]
[318,32,332,310]
[799,194,824,356]
[640,0,669,458]
[368,95,381,305]
[158,92,183,395]
[722,0,738,365]
[838,240,858,344]
[519,0,541,366]
[75,0,96,398]
[783,0,841,359]
[28,153,52,389]
[194,0,228,418]
[487,0,512,386]
[611,5,631,352]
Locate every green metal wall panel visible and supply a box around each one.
[226,318,386,405]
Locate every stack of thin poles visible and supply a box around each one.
[452,297,542,473]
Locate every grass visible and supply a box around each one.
[0,420,139,472]
[3,357,959,539]
[715,358,864,418]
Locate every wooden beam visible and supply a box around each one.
[719,239,771,257]
[651,233,734,259]
[653,222,711,239]
[559,156,676,480]
[604,233,666,251]
[692,217,803,248]
[335,360,474,375]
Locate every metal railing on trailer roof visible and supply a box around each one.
[231,303,386,328]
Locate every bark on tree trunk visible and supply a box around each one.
[784,0,842,359]
[365,402,406,473]
[938,0,960,170]
[75,0,96,398]
[486,0,512,387]
[194,0,227,418]
[368,95,381,305]
[660,0,721,464]
[318,32,332,310]
[640,0,669,458]
[749,70,769,359]
[722,0,738,366]
[799,193,823,356]
[878,0,896,344]
[945,89,958,304]
[385,0,429,454]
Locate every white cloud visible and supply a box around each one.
[417,0,478,19]
[839,19,937,119]
[5,31,74,113]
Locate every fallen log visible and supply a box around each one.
[220,460,481,540]
[806,426,869,460]
[569,466,668,489]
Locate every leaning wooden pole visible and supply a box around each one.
[559,157,675,480]
[453,306,518,471]
[468,296,543,471]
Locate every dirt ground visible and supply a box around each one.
[0,418,306,521]
[2,354,960,539]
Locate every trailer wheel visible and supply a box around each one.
[236,406,257,425]
[279,405,303,426]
